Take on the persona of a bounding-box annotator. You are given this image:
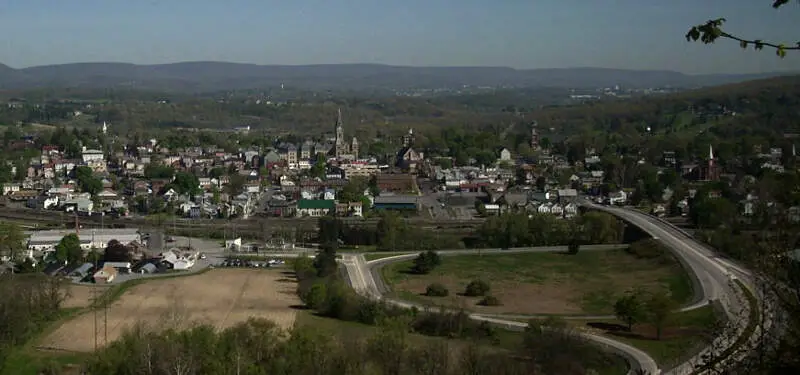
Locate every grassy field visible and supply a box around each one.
[381,249,693,315]
[578,305,719,370]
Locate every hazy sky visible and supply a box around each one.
[0,0,798,74]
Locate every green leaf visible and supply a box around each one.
[739,40,748,49]
[685,27,700,42]
[773,0,790,8]
[777,47,786,58]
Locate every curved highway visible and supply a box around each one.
[341,204,765,375]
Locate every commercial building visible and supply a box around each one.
[373,195,420,211]
[27,228,141,252]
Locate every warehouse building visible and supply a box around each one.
[27,228,141,252]
[373,195,420,211]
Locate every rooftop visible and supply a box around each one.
[28,228,140,244]
[374,196,419,205]
[297,199,336,210]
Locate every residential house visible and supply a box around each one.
[266,199,296,217]
[2,183,21,195]
[537,202,552,214]
[551,204,564,217]
[161,249,197,270]
[336,201,363,217]
[63,197,93,213]
[498,148,512,161]
[563,202,578,218]
[609,191,628,205]
[557,189,578,203]
[396,146,424,172]
[529,191,553,203]
[300,140,314,160]
[483,203,501,215]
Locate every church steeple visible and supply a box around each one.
[709,144,714,162]
[334,108,346,158]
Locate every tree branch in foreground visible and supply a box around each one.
[686,16,799,58]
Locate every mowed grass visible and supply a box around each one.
[382,249,693,315]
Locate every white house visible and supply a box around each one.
[43,195,59,209]
[81,147,104,163]
[2,183,21,195]
[161,249,197,270]
[563,202,578,218]
[537,202,552,214]
[484,203,501,215]
[609,191,628,205]
[499,148,512,161]
[551,204,564,217]
[741,200,756,216]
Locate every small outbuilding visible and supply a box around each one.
[139,263,158,274]
[71,263,94,278]
[93,265,118,283]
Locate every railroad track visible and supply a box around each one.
[0,207,484,233]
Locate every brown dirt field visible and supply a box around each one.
[63,285,107,309]
[40,269,300,352]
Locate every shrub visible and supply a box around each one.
[478,295,502,306]
[300,281,328,309]
[425,283,449,297]
[464,279,491,297]
[412,250,442,274]
[567,241,580,255]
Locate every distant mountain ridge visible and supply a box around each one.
[0,61,793,92]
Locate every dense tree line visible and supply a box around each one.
[476,211,623,249]
[84,314,624,375]
[0,274,68,372]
